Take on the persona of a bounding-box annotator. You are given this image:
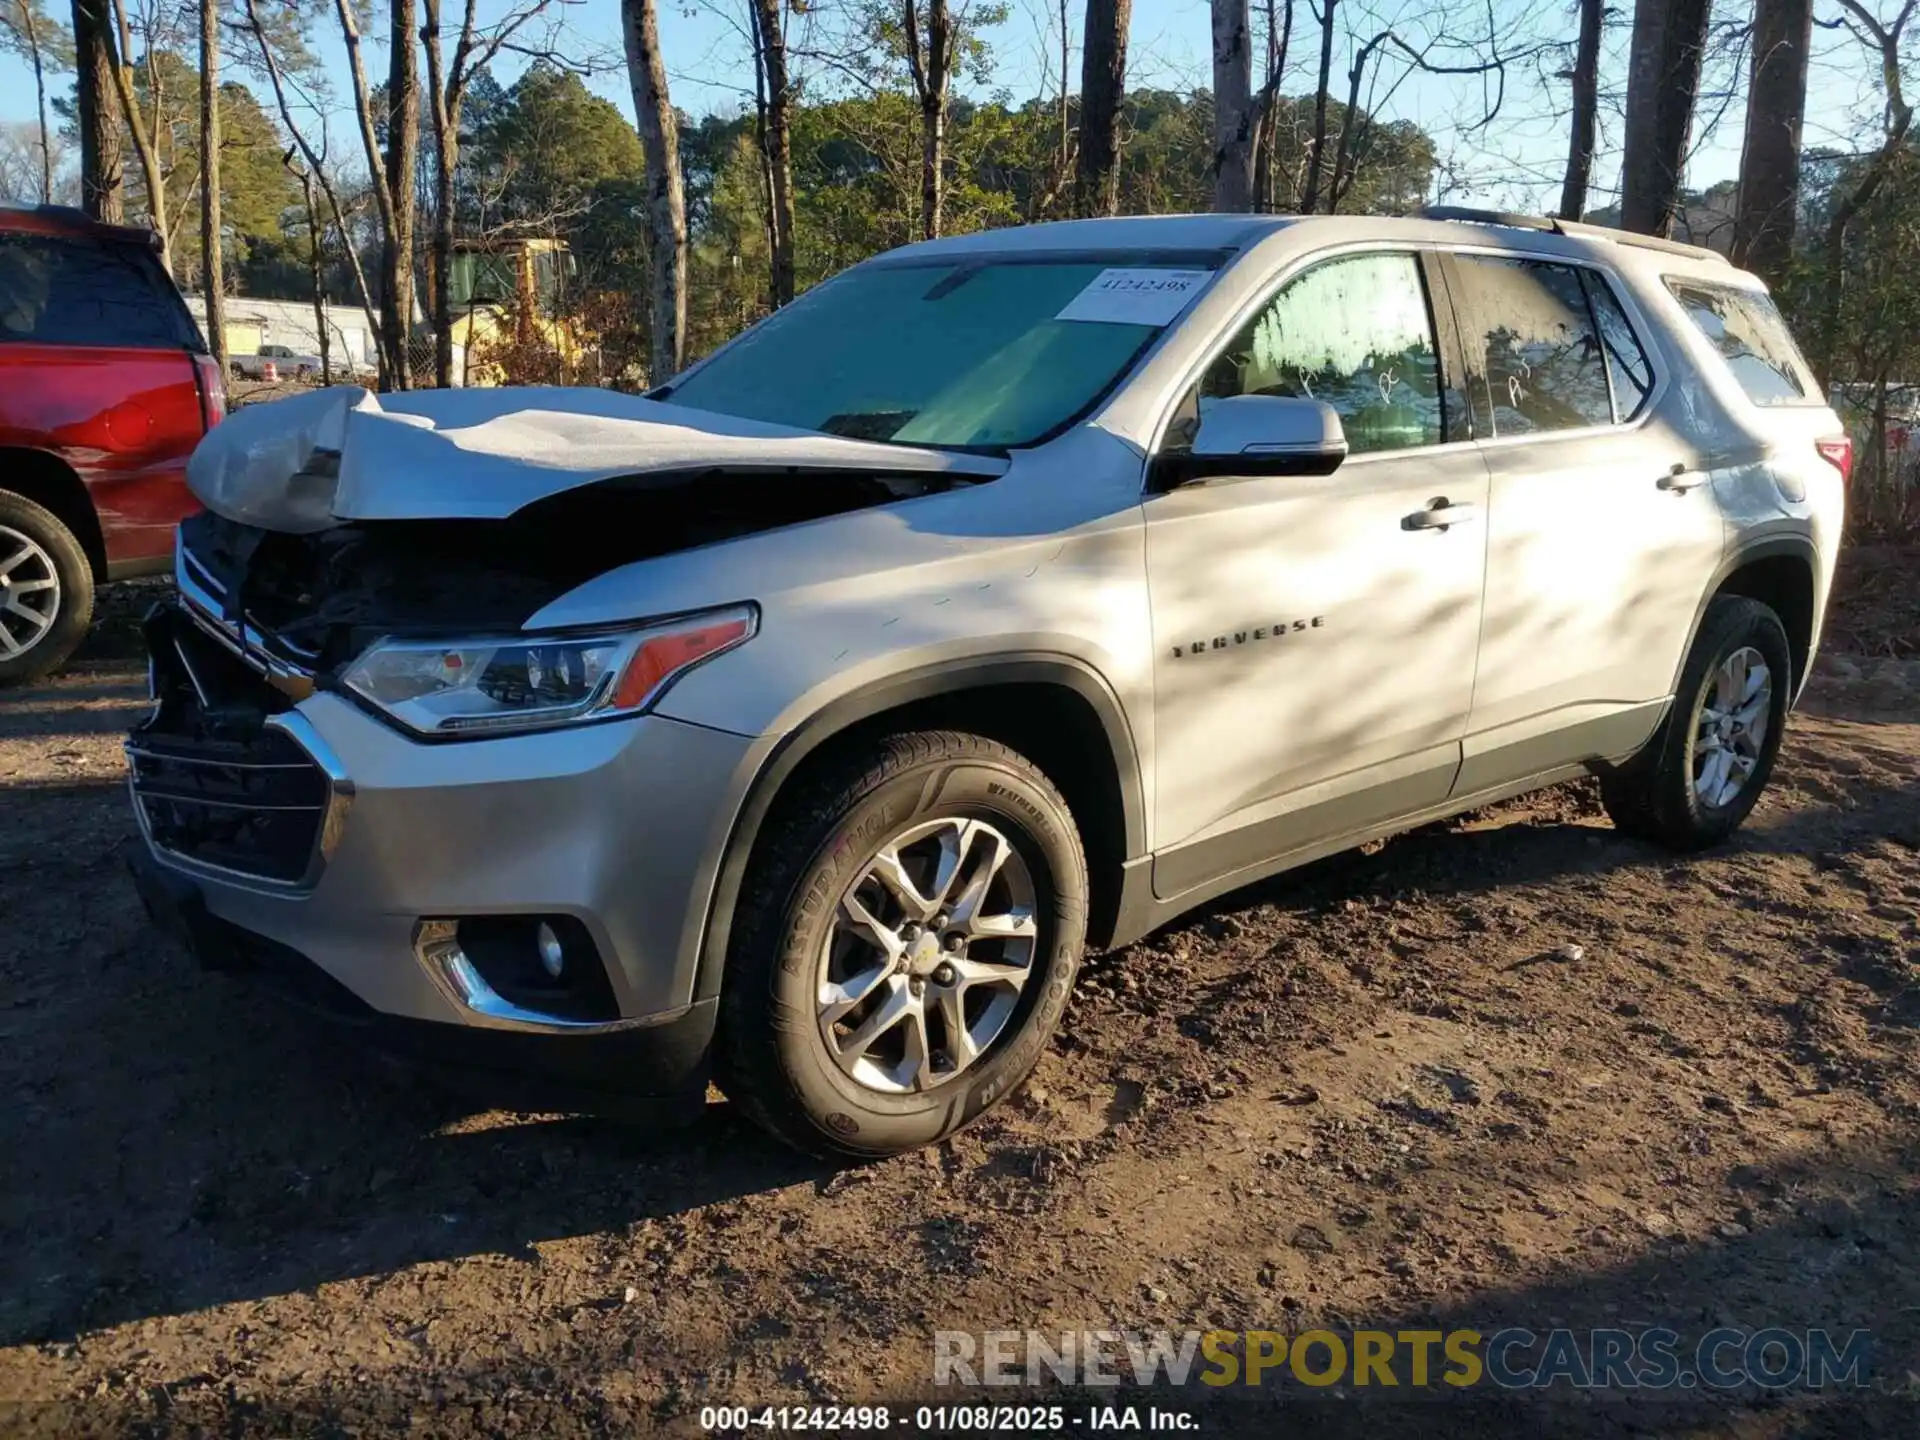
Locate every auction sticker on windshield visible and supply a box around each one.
[1056,268,1212,326]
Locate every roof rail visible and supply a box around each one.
[1417,205,1730,266]
[1420,205,1554,232]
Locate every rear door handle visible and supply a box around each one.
[1403,498,1480,531]
[1657,464,1710,493]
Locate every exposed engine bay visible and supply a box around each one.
[179,467,951,674]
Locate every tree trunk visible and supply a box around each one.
[1558,0,1601,220]
[299,171,331,384]
[748,0,795,307]
[1209,0,1254,211]
[423,0,455,388]
[336,0,403,383]
[1731,0,1813,285]
[105,0,168,271]
[1299,0,1335,213]
[1252,0,1292,213]
[622,0,688,381]
[198,0,225,378]
[1058,0,1070,184]
[20,5,52,202]
[384,0,420,387]
[904,0,955,240]
[1620,0,1711,236]
[71,0,124,221]
[1074,0,1130,217]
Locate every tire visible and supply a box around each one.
[1599,595,1792,850]
[716,730,1088,1159]
[0,492,94,688]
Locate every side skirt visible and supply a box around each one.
[1107,750,1653,953]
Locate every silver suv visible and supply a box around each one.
[126,210,1849,1157]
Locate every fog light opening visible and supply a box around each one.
[536,922,567,980]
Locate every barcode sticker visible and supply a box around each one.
[1055,268,1212,326]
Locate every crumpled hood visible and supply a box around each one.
[187,385,1009,533]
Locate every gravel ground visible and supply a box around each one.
[1,554,1917,1439]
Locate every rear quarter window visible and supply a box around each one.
[1665,278,1819,406]
[0,232,205,351]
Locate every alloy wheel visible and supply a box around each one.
[0,526,61,662]
[816,816,1040,1094]
[1691,645,1772,808]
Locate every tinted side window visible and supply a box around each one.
[1448,256,1613,437]
[1194,251,1443,455]
[1666,279,1818,405]
[1582,271,1654,421]
[0,233,202,350]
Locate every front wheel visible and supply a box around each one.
[716,730,1088,1159]
[1600,595,1792,850]
[0,492,94,688]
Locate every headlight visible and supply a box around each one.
[340,604,756,737]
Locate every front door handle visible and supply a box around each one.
[1403,498,1480,531]
[1657,463,1710,493]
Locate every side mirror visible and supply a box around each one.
[1153,395,1349,489]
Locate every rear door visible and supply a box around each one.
[1439,251,1729,795]
[0,229,214,569]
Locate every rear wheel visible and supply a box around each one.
[716,730,1087,1159]
[0,492,93,688]
[1600,595,1791,849]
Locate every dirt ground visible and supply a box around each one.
[2,552,1917,1438]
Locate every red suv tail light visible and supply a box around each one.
[1815,434,1853,486]
[193,354,226,431]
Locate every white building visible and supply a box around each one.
[182,294,381,377]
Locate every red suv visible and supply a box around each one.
[0,204,221,685]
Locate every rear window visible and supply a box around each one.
[1665,279,1818,406]
[0,232,205,351]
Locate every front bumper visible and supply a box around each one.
[128,599,767,1108]
[126,845,717,1120]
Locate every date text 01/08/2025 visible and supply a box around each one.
[698,1404,1199,1432]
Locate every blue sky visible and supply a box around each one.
[0,0,1879,213]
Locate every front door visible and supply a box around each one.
[1143,250,1490,902]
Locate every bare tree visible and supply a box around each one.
[1558,0,1601,219]
[1730,0,1813,284]
[241,0,382,373]
[1325,20,1533,215]
[2,1,73,204]
[622,0,687,379]
[903,0,958,238]
[70,0,123,219]
[386,0,419,385]
[1075,0,1130,216]
[1251,0,1293,212]
[1620,0,1712,235]
[422,0,551,388]
[1210,0,1254,211]
[747,0,796,306]
[1815,0,1916,375]
[197,0,223,375]
[1298,0,1335,212]
[335,0,416,385]
[100,0,167,269]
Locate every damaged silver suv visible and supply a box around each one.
[127,210,1849,1157]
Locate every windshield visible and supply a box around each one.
[665,256,1218,450]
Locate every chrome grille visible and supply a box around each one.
[128,603,349,889]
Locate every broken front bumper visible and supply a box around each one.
[127,601,763,1112]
